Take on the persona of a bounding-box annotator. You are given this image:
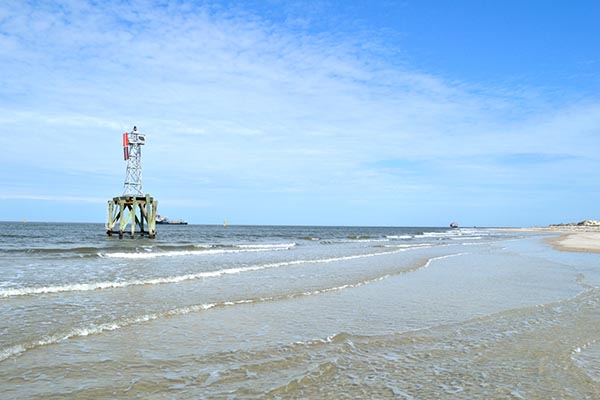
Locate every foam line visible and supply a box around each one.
[99,243,296,259]
[0,246,457,299]
[0,252,469,362]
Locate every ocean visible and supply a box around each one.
[1,222,599,399]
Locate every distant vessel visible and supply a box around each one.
[156,214,188,225]
[223,220,227,227]
[450,222,458,228]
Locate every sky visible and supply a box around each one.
[0,0,599,227]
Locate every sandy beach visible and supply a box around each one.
[499,226,600,254]
[547,228,600,254]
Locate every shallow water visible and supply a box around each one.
[1,223,599,398]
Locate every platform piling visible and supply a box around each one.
[106,195,157,239]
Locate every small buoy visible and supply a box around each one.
[223,220,227,227]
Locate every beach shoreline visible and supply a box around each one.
[494,226,600,254]
[2,223,600,398]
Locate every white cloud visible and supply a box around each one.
[0,1,598,224]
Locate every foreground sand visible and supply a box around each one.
[498,226,600,254]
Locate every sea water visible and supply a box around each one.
[0,222,599,398]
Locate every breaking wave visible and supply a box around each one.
[0,245,442,298]
[98,242,296,259]
[0,252,469,362]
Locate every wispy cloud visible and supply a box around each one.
[495,153,580,166]
[0,194,106,204]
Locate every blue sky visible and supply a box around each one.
[1,0,599,227]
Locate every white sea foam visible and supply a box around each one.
[0,313,162,362]
[332,238,390,244]
[383,244,433,249]
[236,243,296,249]
[422,252,469,269]
[99,243,296,259]
[419,231,454,238]
[0,250,471,362]
[0,343,26,362]
[571,338,600,357]
[418,230,483,240]
[386,235,413,239]
[166,303,217,316]
[0,302,235,362]
[0,265,273,297]
[0,246,427,298]
[460,242,488,247]
[450,236,482,240]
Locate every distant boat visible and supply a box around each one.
[223,220,227,227]
[450,222,458,228]
[156,214,188,225]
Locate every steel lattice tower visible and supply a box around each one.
[122,126,146,196]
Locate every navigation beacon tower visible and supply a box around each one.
[122,126,145,196]
[106,126,158,238]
